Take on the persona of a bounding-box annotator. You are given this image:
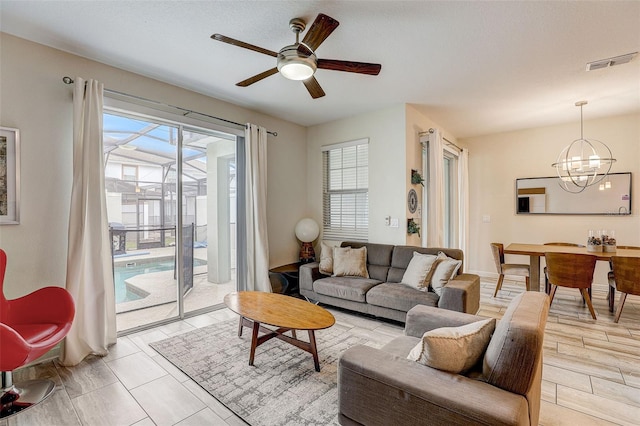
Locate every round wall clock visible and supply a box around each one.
[408,189,418,213]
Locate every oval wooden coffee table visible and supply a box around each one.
[224,291,335,372]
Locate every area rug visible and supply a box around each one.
[150,319,372,426]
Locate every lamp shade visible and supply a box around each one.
[295,218,320,243]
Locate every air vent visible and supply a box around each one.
[586,52,638,71]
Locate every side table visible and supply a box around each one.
[269,263,301,295]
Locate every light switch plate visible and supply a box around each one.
[390,218,399,228]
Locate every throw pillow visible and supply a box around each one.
[407,318,496,374]
[401,252,439,290]
[429,252,462,296]
[319,242,335,275]
[332,246,369,278]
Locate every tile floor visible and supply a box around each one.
[2,277,639,426]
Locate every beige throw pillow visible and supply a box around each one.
[332,246,369,278]
[401,252,438,290]
[429,252,462,296]
[407,318,496,374]
[319,242,335,275]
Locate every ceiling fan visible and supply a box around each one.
[211,13,382,99]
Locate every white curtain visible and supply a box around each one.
[458,148,470,269]
[61,78,116,366]
[424,130,445,247]
[244,124,271,292]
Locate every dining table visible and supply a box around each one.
[503,243,640,291]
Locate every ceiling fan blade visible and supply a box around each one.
[303,77,326,99]
[317,59,382,75]
[236,68,279,87]
[301,13,339,52]
[211,34,278,57]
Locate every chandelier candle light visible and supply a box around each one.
[552,101,616,193]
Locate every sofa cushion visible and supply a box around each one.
[407,319,496,374]
[429,252,463,296]
[483,292,550,395]
[319,241,334,275]
[401,252,439,290]
[333,246,369,278]
[341,241,394,282]
[313,276,382,302]
[387,246,464,283]
[366,283,439,312]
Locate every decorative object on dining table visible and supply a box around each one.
[294,217,320,263]
[551,101,616,194]
[601,229,617,252]
[588,229,616,253]
[587,230,603,252]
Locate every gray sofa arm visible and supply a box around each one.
[404,304,486,338]
[299,262,323,292]
[338,345,529,426]
[438,273,480,314]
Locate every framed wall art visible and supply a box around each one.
[0,127,20,224]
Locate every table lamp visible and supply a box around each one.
[295,218,320,263]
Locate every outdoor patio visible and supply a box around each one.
[113,247,236,333]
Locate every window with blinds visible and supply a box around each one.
[322,138,369,241]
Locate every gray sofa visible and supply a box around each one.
[299,242,480,322]
[338,292,551,426]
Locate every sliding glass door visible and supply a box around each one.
[103,111,239,333]
[180,127,237,316]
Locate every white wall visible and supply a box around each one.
[463,113,640,285]
[306,105,408,246]
[305,104,461,249]
[0,33,307,298]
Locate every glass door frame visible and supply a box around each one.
[104,97,245,335]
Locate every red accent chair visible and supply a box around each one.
[0,249,75,419]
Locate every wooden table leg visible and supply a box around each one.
[237,316,244,337]
[308,330,320,372]
[530,255,541,291]
[249,321,260,366]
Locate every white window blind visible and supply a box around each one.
[322,138,369,241]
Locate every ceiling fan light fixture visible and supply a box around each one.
[277,45,317,80]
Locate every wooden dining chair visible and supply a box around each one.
[545,252,597,319]
[543,242,585,294]
[607,247,640,313]
[490,243,530,296]
[608,256,640,323]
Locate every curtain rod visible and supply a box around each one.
[62,77,277,137]
[419,128,462,151]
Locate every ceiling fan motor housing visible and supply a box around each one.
[277,45,317,80]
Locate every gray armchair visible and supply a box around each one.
[338,292,550,426]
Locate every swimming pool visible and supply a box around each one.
[114,258,207,304]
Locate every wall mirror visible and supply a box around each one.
[516,172,632,215]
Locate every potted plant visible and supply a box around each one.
[407,218,420,237]
[411,169,425,186]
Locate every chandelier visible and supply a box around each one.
[552,101,616,193]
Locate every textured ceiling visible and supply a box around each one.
[1,0,639,138]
